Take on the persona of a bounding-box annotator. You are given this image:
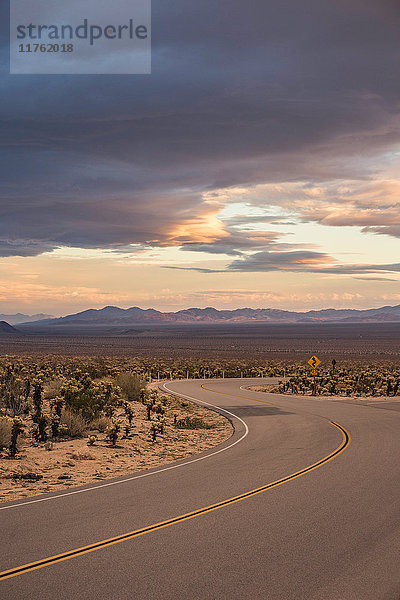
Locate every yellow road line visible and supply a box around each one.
[0,416,350,582]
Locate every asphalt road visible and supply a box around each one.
[1,378,399,599]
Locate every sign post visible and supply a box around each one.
[307,355,321,395]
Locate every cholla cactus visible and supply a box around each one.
[87,435,97,446]
[153,401,165,415]
[0,365,31,416]
[150,419,162,442]
[50,415,60,439]
[125,403,134,425]
[32,382,44,423]
[106,419,121,447]
[33,414,48,443]
[157,416,166,434]
[9,417,24,457]
[58,423,69,438]
[50,396,64,418]
[143,390,158,420]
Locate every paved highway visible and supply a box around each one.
[1,379,399,599]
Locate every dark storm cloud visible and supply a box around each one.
[1,1,400,256]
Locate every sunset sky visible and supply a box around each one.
[1,0,400,316]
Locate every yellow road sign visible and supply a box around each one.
[311,369,318,376]
[308,355,321,369]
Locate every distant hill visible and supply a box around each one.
[18,304,400,329]
[0,313,54,325]
[0,321,21,335]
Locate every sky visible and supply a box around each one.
[1,0,400,316]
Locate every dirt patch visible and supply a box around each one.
[0,388,233,503]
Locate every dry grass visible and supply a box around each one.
[60,409,87,437]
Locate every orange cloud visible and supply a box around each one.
[165,200,228,245]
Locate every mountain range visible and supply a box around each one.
[17,304,400,329]
[0,313,54,325]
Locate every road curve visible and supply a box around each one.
[1,378,399,599]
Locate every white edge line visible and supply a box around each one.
[0,381,249,512]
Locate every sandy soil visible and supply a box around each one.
[0,388,233,503]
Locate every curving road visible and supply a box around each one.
[1,378,399,599]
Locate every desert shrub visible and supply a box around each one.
[61,409,87,438]
[85,357,110,379]
[0,416,12,449]
[90,415,112,432]
[0,365,31,416]
[175,416,212,429]
[115,372,145,402]
[44,378,64,400]
[62,373,120,421]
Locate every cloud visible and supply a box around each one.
[0,0,400,258]
[212,177,400,240]
[180,230,284,256]
[362,226,400,238]
[227,252,400,274]
[0,239,57,257]
[165,249,400,277]
[228,250,333,272]
[353,276,398,281]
